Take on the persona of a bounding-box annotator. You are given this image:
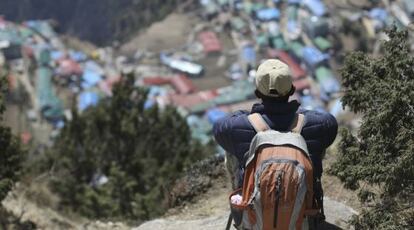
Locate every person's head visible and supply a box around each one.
[254,59,295,102]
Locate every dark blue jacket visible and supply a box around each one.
[213,100,338,178]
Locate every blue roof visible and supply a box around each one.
[300,95,325,112]
[302,46,329,67]
[199,0,211,6]
[330,98,344,118]
[144,100,156,110]
[69,50,87,62]
[78,91,99,111]
[50,50,64,60]
[256,8,280,21]
[206,108,227,124]
[319,76,340,95]
[242,45,256,63]
[303,0,326,16]
[148,86,168,97]
[369,8,388,22]
[160,52,172,65]
[287,20,299,33]
[82,70,102,89]
[26,20,56,39]
[84,60,103,74]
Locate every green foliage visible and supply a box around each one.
[48,75,212,221]
[0,75,25,202]
[330,27,414,229]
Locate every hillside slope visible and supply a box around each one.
[3,178,357,230]
[135,178,358,230]
[0,0,179,45]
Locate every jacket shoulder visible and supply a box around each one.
[213,110,250,134]
[300,109,338,147]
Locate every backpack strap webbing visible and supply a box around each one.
[247,113,270,132]
[290,114,305,134]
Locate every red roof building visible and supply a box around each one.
[143,75,197,95]
[170,74,197,94]
[198,31,222,54]
[292,77,311,91]
[57,58,82,76]
[169,89,218,108]
[142,77,171,86]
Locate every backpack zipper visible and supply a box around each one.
[274,172,283,228]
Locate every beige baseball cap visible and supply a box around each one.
[255,59,293,97]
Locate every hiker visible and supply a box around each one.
[213,59,338,229]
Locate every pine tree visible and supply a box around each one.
[0,73,25,202]
[330,27,414,229]
[48,74,212,221]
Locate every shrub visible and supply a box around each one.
[330,27,414,229]
[48,75,212,222]
[0,75,25,202]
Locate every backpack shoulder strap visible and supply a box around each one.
[290,114,305,134]
[247,113,270,133]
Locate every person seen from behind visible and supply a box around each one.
[213,59,338,222]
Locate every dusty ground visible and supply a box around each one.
[120,13,199,54]
[61,35,97,54]
[135,169,358,230]
[194,54,234,90]
[135,141,361,230]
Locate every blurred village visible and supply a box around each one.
[1,0,414,154]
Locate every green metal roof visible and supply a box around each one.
[31,21,56,39]
[217,0,229,6]
[19,27,34,39]
[313,37,332,51]
[38,49,51,65]
[251,3,265,12]
[0,28,23,45]
[205,2,219,14]
[37,67,53,97]
[289,41,304,58]
[271,36,289,50]
[36,66,64,118]
[286,6,298,21]
[256,33,268,47]
[243,2,254,14]
[214,81,255,106]
[231,17,246,31]
[315,66,333,82]
[42,96,63,119]
[189,101,215,114]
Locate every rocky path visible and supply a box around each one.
[135,182,358,230]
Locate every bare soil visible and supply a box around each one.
[120,13,199,54]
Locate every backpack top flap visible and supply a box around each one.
[245,113,309,167]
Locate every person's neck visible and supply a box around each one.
[261,98,289,103]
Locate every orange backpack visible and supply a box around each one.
[229,113,319,230]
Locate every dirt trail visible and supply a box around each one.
[135,180,358,230]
